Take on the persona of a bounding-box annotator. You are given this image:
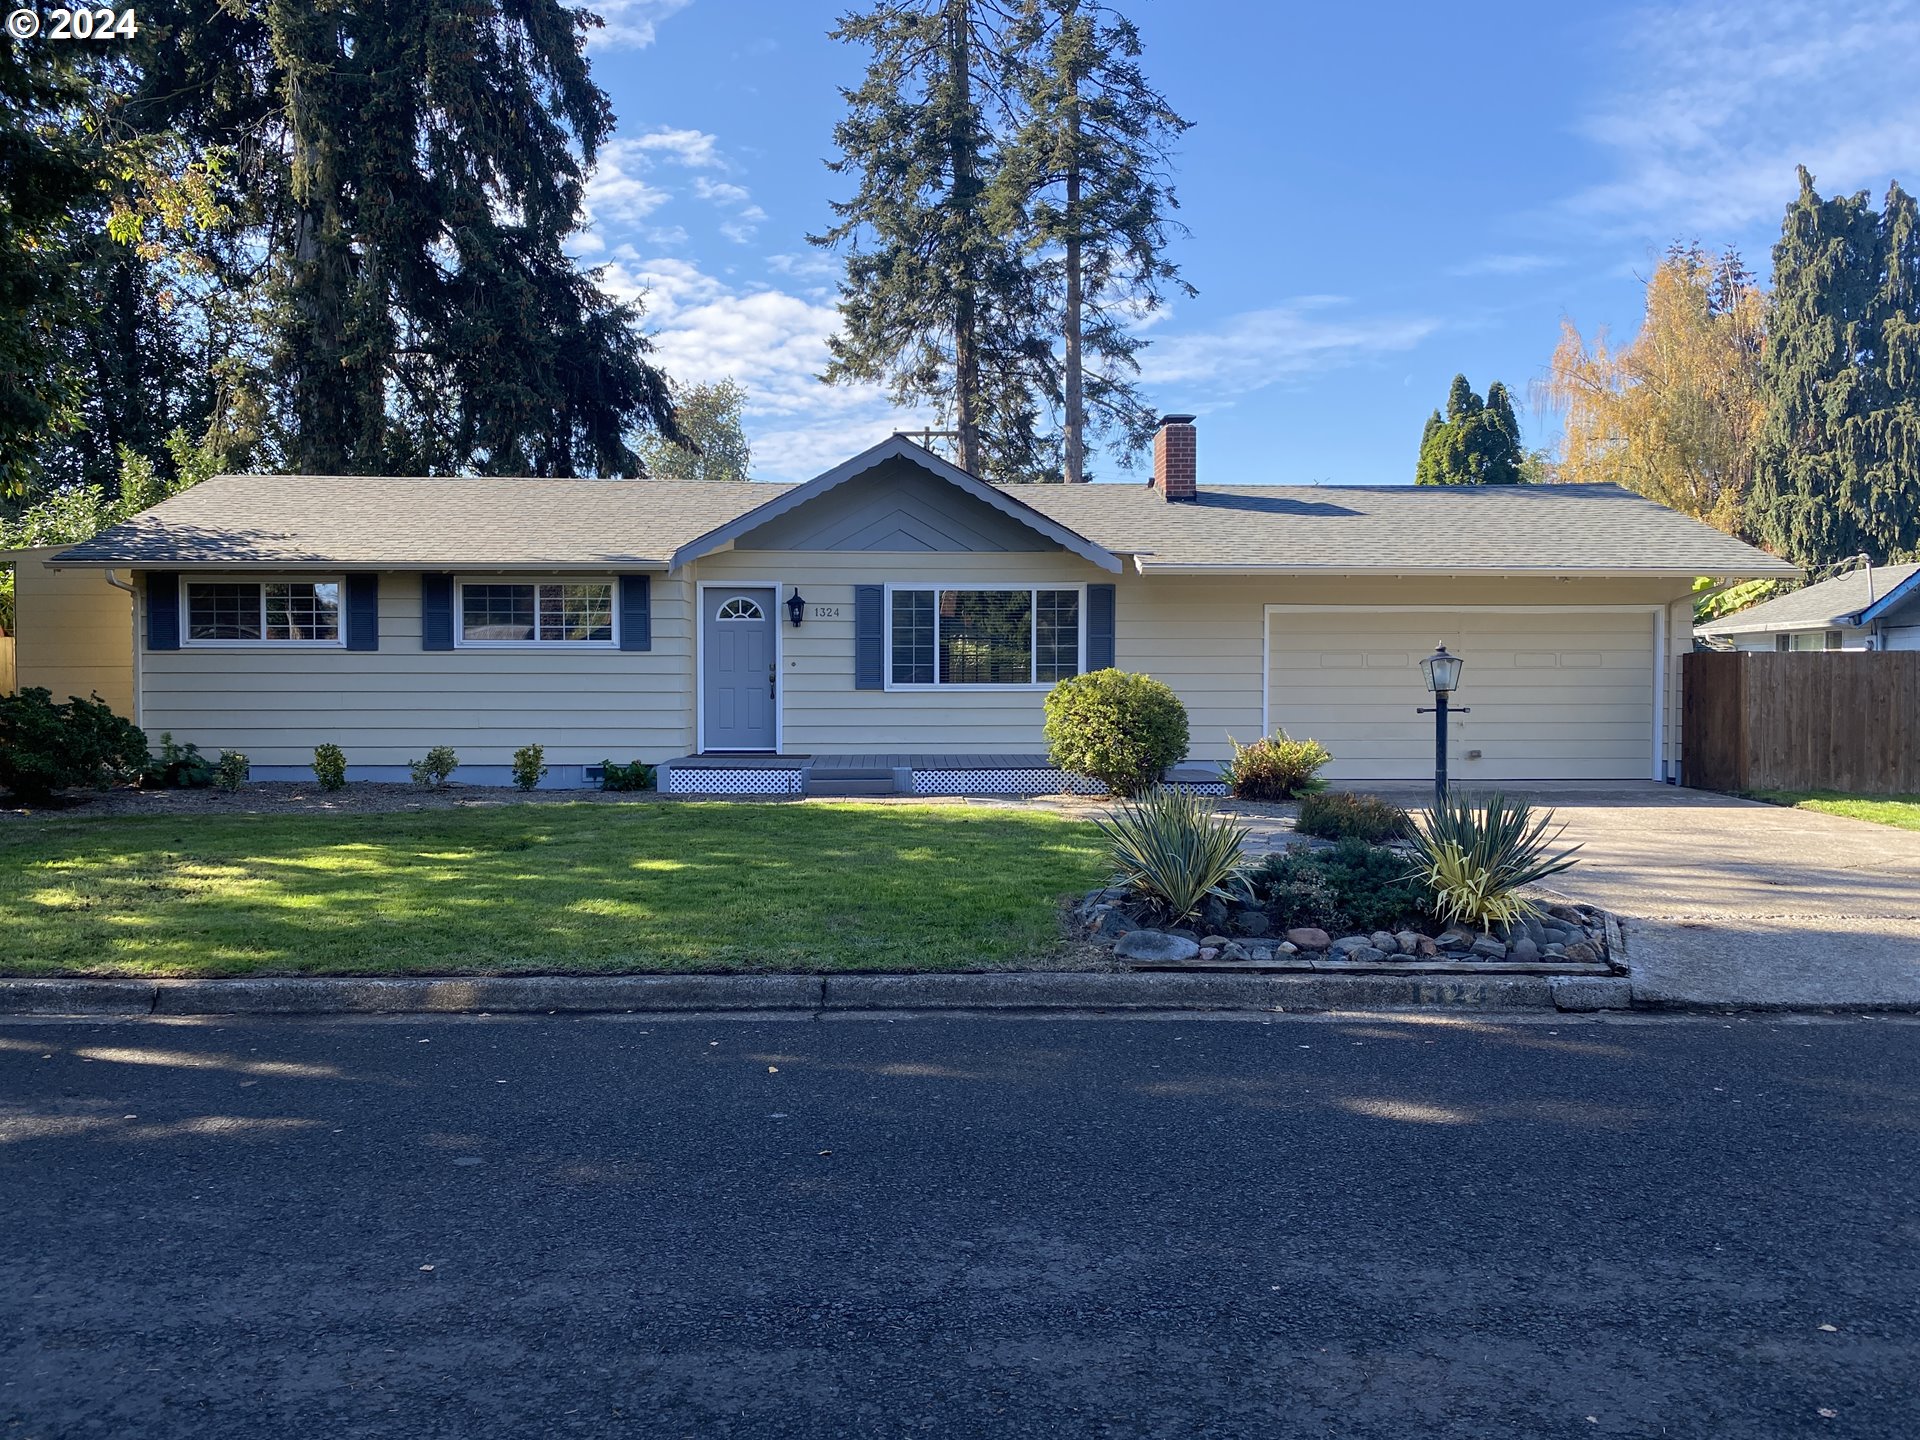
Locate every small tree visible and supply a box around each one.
[633,378,753,482]
[1043,668,1188,796]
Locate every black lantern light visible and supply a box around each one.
[1415,644,1469,807]
[786,589,806,627]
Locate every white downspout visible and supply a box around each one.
[104,570,143,731]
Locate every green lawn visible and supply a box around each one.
[0,802,1108,978]
[1750,790,1920,832]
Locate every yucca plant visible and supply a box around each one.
[1093,786,1251,924]
[1407,791,1582,933]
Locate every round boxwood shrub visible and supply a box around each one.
[1043,668,1189,797]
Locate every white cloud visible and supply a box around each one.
[583,139,671,228]
[588,0,692,51]
[597,254,916,480]
[691,176,766,242]
[693,177,753,206]
[633,127,725,169]
[1140,299,1440,396]
[1567,0,1920,233]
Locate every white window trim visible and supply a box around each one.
[180,575,347,648]
[882,582,1088,692]
[453,576,620,650]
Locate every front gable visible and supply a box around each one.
[729,455,1056,553]
[668,436,1121,572]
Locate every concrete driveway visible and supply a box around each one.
[1335,784,1920,1009]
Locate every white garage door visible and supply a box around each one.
[1265,608,1657,782]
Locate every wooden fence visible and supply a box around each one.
[1682,650,1920,794]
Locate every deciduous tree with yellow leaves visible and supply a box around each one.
[1536,243,1766,536]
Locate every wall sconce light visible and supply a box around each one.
[786,589,806,627]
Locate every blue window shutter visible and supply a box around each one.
[421,573,454,651]
[855,585,883,689]
[146,572,180,651]
[1087,584,1116,670]
[620,574,652,651]
[345,574,379,651]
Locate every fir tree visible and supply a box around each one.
[993,0,1191,481]
[1415,374,1524,484]
[0,44,98,497]
[1746,168,1920,566]
[814,0,1056,483]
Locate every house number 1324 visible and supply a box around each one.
[809,604,842,620]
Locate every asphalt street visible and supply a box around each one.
[3,1011,1916,1438]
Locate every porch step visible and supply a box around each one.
[805,766,900,799]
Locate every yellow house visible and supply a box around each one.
[48,423,1796,794]
[1,545,135,717]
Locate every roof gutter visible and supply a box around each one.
[1130,562,1802,580]
[47,559,674,573]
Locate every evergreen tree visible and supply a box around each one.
[814,0,1056,483]
[22,0,679,492]
[0,44,99,497]
[993,0,1190,482]
[1746,169,1920,567]
[635,379,754,481]
[1415,374,1524,484]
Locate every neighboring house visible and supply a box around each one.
[1696,562,1920,653]
[50,419,1793,794]
[0,546,136,717]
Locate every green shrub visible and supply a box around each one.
[1407,791,1582,933]
[312,744,348,791]
[408,746,460,789]
[142,731,216,789]
[599,759,656,792]
[0,688,149,802]
[1043,669,1190,797]
[1221,730,1332,801]
[213,751,250,792]
[1249,838,1433,934]
[1094,786,1249,924]
[512,743,548,792]
[1296,790,1410,844]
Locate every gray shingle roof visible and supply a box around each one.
[53,456,1797,578]
[1696,561,1920,634]
[53,474,790,570]
[1017,480,1796,576]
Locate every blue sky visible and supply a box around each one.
[575,0,1920,484]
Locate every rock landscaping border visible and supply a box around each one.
[1080,890,1625,979]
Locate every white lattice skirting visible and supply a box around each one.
[667,768,806,796]
[911,768,1103,796]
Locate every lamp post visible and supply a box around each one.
[1416,644,1468,808]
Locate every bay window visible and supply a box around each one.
[888,586,1081,687]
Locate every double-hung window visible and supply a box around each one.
[184,579,342,644]
[457,581,616,646]
[887,585,1081,687]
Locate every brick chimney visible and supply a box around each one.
[1151,414,1197,501]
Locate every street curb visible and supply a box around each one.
[0,969,1587,1018]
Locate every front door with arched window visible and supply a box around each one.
[702,587,777,751]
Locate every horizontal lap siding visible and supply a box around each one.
[139,573,695,765]
[12,549,135,717]
[1268,607,1657,780]
[698,550,1108,752]
[703,555,1688,767]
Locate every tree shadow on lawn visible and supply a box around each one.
[0,803,1108,978]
